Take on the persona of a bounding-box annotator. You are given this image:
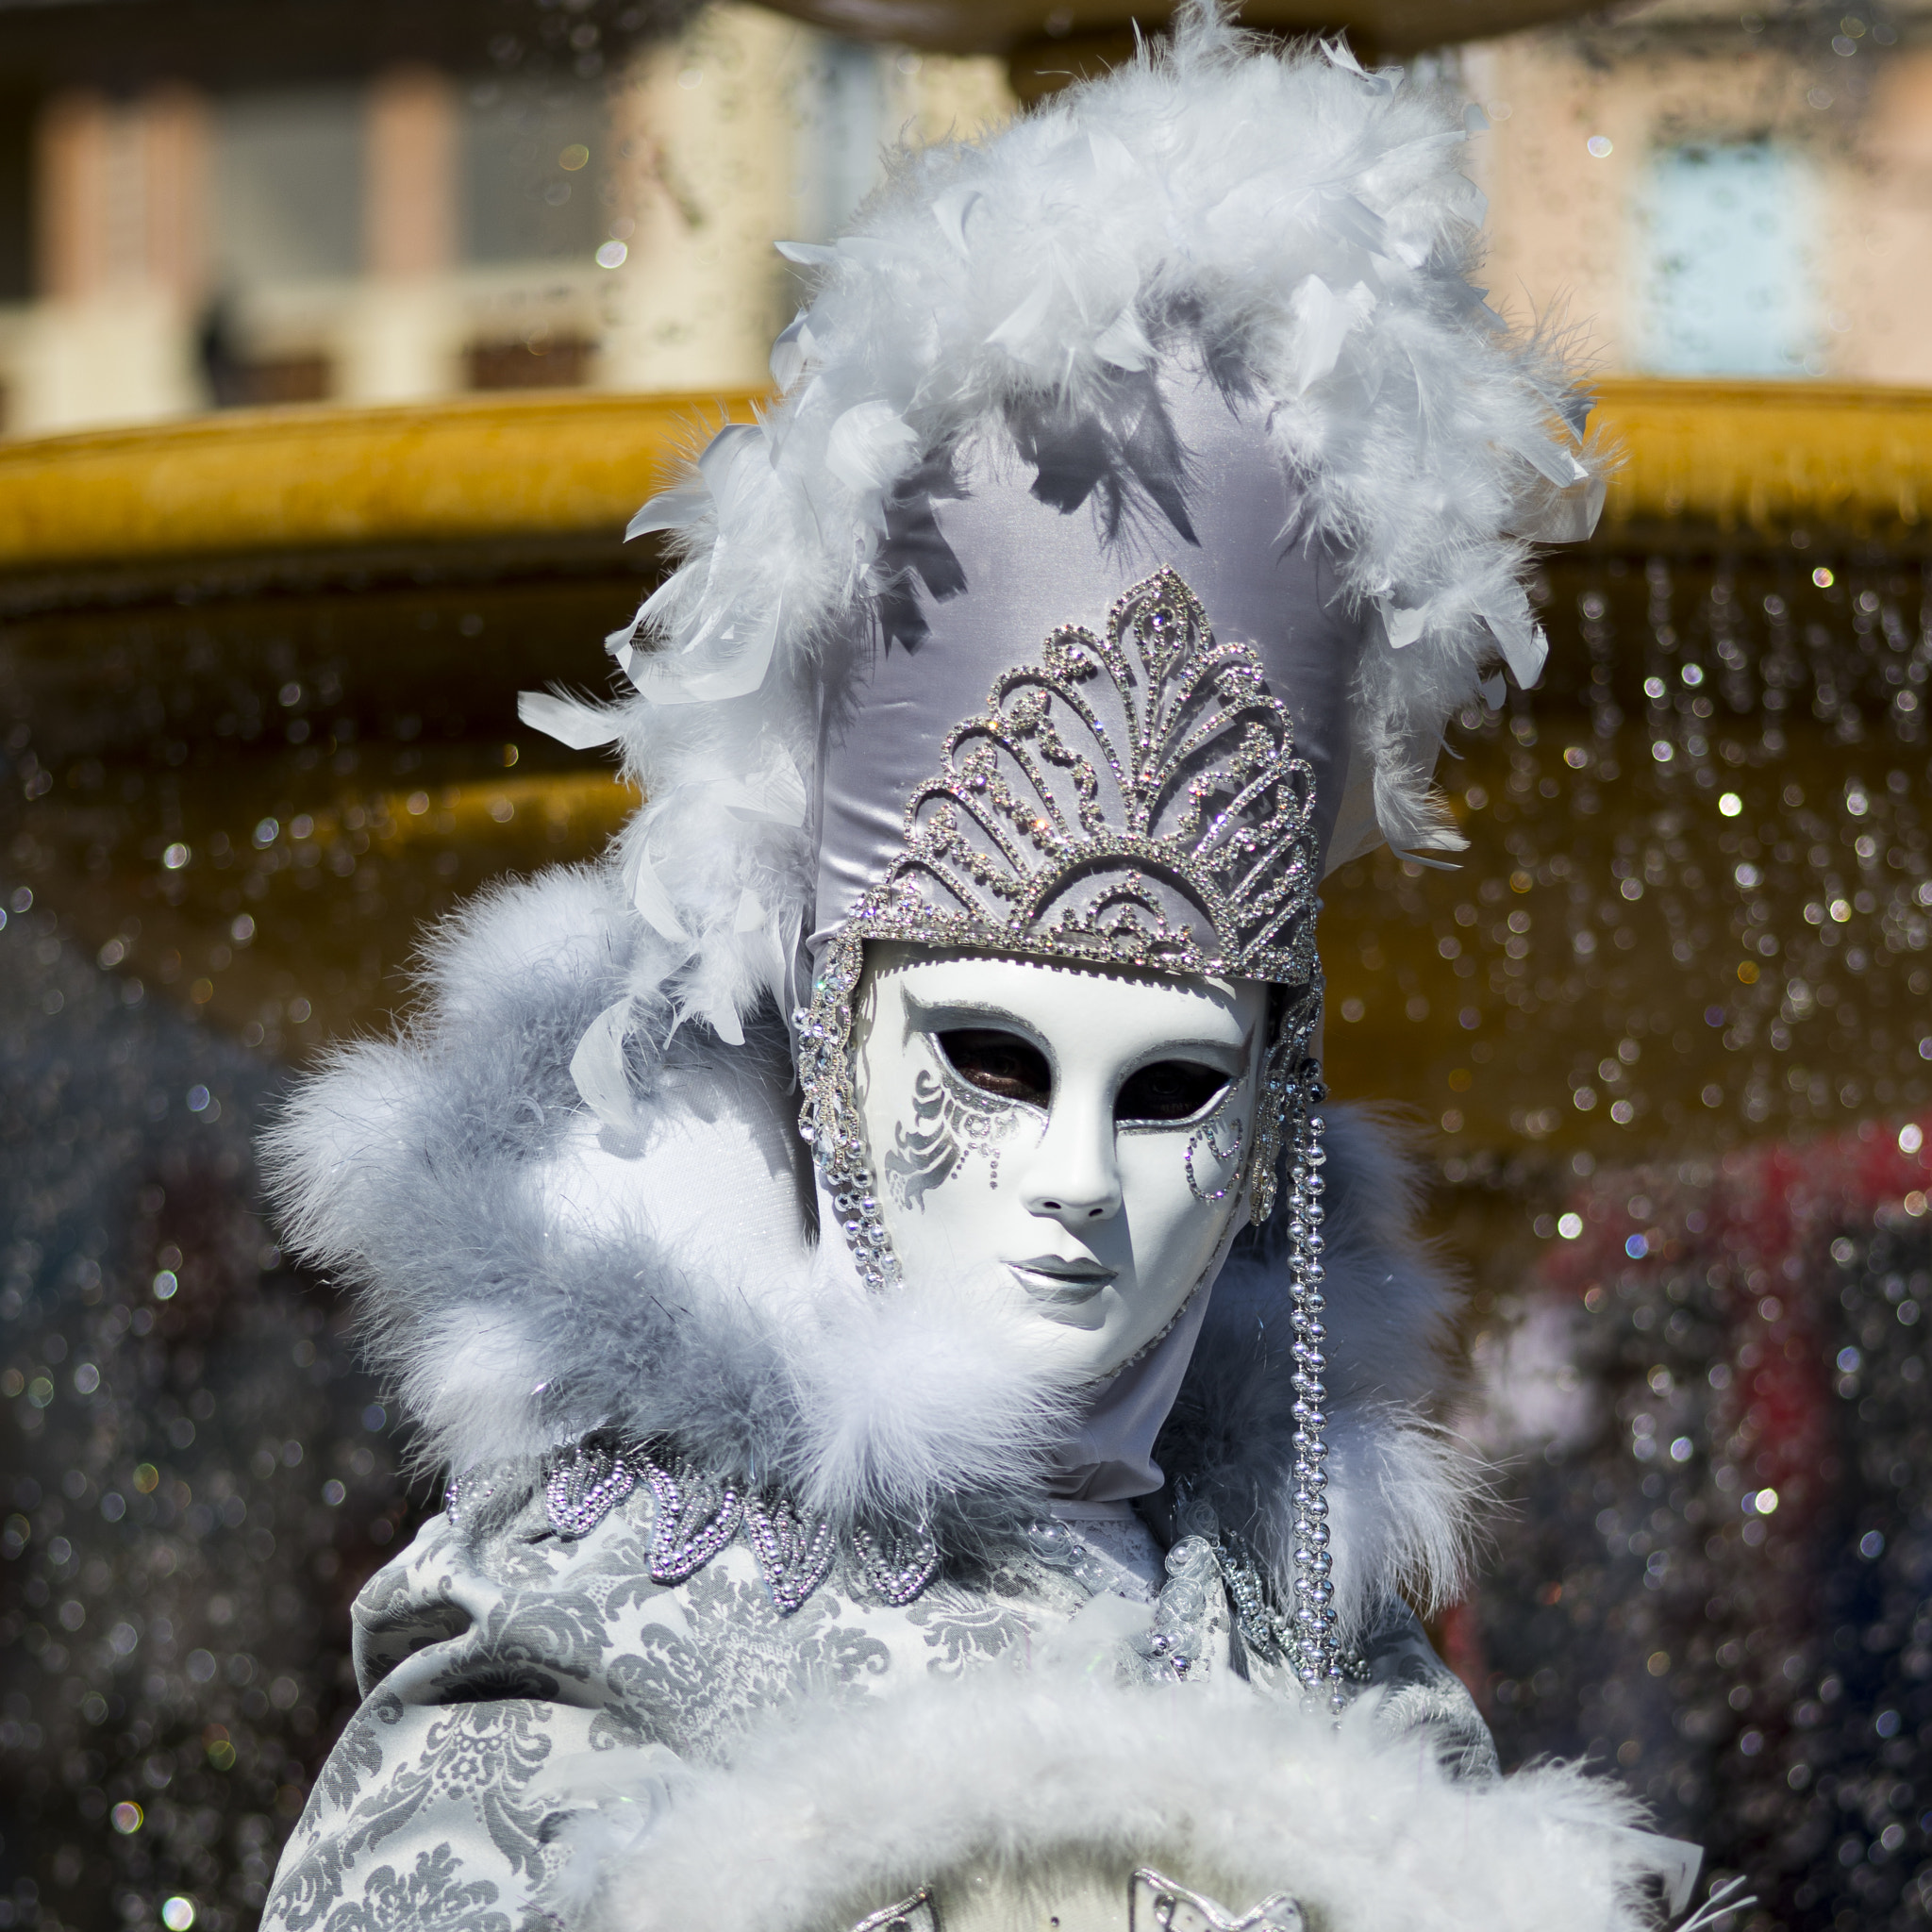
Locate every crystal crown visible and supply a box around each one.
[846,567,1321,983]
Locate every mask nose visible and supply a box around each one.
[1018,1088,1122,1226]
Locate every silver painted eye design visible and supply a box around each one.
[886,1036,1034,1210]
[1181,1082,1246,1204]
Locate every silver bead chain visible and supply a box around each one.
[1286,1090,1342,1712]
[792,928,901,1292]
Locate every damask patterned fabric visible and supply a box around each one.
[265,1470,1493,1932]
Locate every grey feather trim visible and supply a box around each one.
[264,864,1476,1640]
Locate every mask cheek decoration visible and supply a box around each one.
[879,1044,1031,1211]
[1174,1073,1250,1207]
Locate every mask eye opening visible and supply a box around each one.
[934,1028,1053,1106]
[1113,1059,1232,1126]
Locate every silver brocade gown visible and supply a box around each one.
[263,1457,1493,1932]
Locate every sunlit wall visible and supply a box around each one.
[0,3,1014,434]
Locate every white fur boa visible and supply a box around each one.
[545,1667,1672,1932]
[265,861,1476,1644]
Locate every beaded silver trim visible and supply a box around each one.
[544,1442,636,1541]
[641,1454,743,1583]
[443,1468,481,1527]
[538,1443,945,1614]
[852,1524,943,1607]
[1282,1094,1343,1709]
[1130,1870,1306,1932]
[742,1493,839,1613]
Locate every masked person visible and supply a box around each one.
[263,12,1701,1932]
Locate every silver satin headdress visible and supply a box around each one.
[790,362,1357,1702]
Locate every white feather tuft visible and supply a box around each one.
[526,0,1605,1041]
[552,1669,1666,1932]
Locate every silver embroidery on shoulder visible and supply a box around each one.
[544,1442,636,1541]
[528,1444,946,1612]
[852,1524,942,1607]
[743,1493,838,1614]
[1131,1869,1305,1932]
[640,1453,743,1583]
[849,1888,940,1932]
[443,1464,499,1531]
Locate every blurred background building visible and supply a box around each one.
[0,0,1011,434]
[1468,0,1932,384]
[0,0,1926,435]
[4,2,1932,1930]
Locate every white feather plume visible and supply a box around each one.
[550,1668,1668,1932]
[521,3,1601,1043]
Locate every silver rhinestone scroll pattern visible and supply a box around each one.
[861,566,1320,983]
[544,1442,637,1541]
[640,1453,743,1584]
[1183,1072,1246,1205]
[743,1493,839,1614]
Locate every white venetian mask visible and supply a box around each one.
[850,943,1268,1380]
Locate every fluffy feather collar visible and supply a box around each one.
[549,1669,1669,1932]
[265,863,1476,1641]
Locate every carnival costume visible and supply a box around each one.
[262,12,1701,1931]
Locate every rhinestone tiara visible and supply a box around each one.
[841,566,1323,984]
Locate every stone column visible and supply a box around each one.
[340,64,460,403]
[599,4,814,395]
[141,83,209,304]
[1831,47,1932,387]
[34,90,111,305]
[16,86,208,432]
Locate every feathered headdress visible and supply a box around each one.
[524,4,1601,1092]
